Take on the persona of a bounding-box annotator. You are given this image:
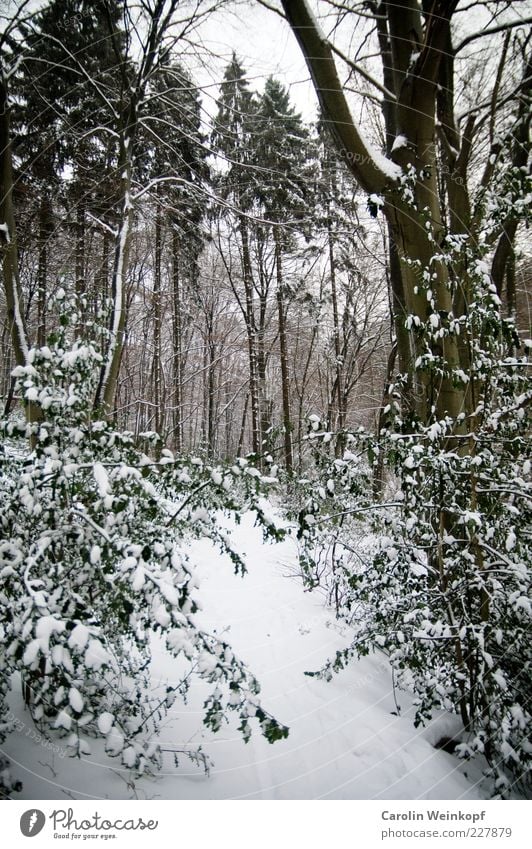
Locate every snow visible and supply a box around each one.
[68,624,90,652]
[368,192,384,208]
[391,134,408,153]
[69,688,84,714]
[4,515,488,800]
[93,462,110,497]
[97,712,115,735]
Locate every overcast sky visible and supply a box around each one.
[187,1,319,122]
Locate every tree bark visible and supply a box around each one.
[281,0,467,426]
[37,194,53,347]
[274,226,293,471]
[0,71,41,431]
[171,230,183,452]
[153,203,163,436]
[240,214,261,458]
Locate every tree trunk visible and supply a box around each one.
[171,231,183,452]
[325,205,346,455]
[281,0,468,427]
[75,196,86,332]
[94,130,134,416]
[153,204,163,436]
[37,194,53,347]
[0,72,41,431]
[240,214,261,458]
[274,226,293,472]
[256,228,272,447]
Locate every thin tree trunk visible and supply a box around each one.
[256,229,272,446]
[325,205,346,456]
[171,231,183,452]
[207,335,216,457]
[237,392,249,457]
[94,130,133,415]
[153,204,163,435]
[75,196,86,331]
[274,226,293,472]
[240,214,261,458]
[37,194,52,347]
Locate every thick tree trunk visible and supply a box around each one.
[0,73,41,431]
[281,0,468,427]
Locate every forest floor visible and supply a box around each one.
[3,513,491,800]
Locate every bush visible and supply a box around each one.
[295,263,531,796]
[0,333,287,785]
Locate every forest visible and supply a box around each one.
[0,0,530,801]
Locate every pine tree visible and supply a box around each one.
[212,56,262,457]
[13,0,125,342]
[254,77,313,470]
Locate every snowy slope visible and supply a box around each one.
[2,513,488,800]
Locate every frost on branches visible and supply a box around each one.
[0,329,288,787]
[296,241,531,797]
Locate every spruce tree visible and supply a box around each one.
[254,77,313,470]
[212,56,262,457]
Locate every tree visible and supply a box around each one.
[212,55,263,458]
[280,0,530,425]
[0,3,42,430]
[279,0,532,790]
[12,0,126,349]
[254,77,313,471]
[131,60,209,442]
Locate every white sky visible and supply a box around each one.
[185,1,319,122]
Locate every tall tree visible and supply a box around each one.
[13,0,125,342]
[279,0,532,784]
[135,60,209,442]
[279,0,530,427]
[254,76,312,470]
[212,55,262,456]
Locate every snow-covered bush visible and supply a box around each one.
[0,331,288,784]
[296,252,531,796]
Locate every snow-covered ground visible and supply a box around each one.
[2,514,489,800]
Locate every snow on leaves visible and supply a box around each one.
[294,280,531,794]
[0,335,288,778]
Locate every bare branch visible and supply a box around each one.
[454,15,532,54]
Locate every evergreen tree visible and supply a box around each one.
[255,77,311,229]
[212,56,262,457]
[13,0,125,340]
[254,77,313,470]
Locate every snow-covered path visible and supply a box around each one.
[3,514,486,800]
